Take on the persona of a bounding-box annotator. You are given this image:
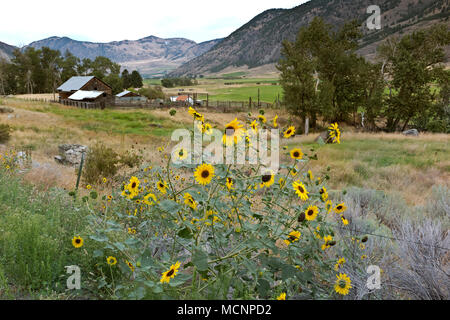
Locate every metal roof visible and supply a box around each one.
[57,76,95,92]
[68,90,104,101]
[116,90,131,97]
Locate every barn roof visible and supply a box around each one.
[116,90,131,97]
[68,90,104,101]
[57,76,95,92]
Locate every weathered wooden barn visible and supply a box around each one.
[57,76,112,100]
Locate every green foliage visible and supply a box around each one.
[0,123,11,143]
[83,143,120,185]
[379,24,450,132]
[161,77,197,88]
[83,143,143,185]
[138,86,165,100]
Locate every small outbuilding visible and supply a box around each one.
[116,90,146,102]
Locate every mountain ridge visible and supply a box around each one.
[23,35,222,77]
[169,0,450,77]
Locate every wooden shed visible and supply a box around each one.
[57,76,112,100]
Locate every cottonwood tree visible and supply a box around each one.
[378,24,450,131]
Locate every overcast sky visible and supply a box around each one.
[1,0,308,47]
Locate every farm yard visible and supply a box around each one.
[0,94,449,300]
[0,0,449,303]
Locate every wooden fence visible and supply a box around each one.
[60,99,105,109]
[16,96,284,112]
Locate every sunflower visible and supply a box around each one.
[222,118,244,146]
[160,261,181,284]
[292,181,309,201]
[276,293,286,300]
[194,163,215,185]
[319,187,329,201]
[328,123,341,144]
[126,260,135,272]
[283,126,296,138]
[258,115,267,123]
[273,115,278,128]
[107,256,117,266]
[321,235,334,250]
[341,215,349,225]
[290,167,299,176]
[290,148,303,160]
[307,170,314,180]
[175,148,188,161]
[157,180,168,194]
[334,203,347,214]
[226,177,234,190]
[189,107,204,123]
[284,230,301,246]
[305,205,319,221]
[334,273,352,296]
[143,193,157,206]
[72,236,84,248]
[260,172,275,188]
[250,120,258,133]
[184,193,197,210]
[203,123,213,135]
[125,176,140,198]
[334,257,346,271]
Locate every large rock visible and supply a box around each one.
[402,129,419,136]
[55,144,88,166]
[315,131,330,144]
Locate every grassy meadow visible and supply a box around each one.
[0,94,449,300]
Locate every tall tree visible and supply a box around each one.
[378,24,450,131]
[121,69,131,89]
[130,70,143,88]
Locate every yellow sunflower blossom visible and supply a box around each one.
[283,126,296,138]
[276,293,286,300]
[284,230,301,246]
[290,148,303,160]
[107,256,117,266]
[194,163,215,185]
[292,181,309,201]
[334,203,347,214]
[160,261,181,284]
[71,236,84,248]
[305,205,319,221]
[334,273,352,295]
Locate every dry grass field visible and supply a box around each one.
[1,96,448,205]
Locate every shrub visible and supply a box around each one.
[83,143,121,185]
[83,143,144,185]
[0,124,11,143]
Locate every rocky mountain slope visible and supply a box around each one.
[0,41,17,61]
[25,36,222,77]
[170,0,449,77]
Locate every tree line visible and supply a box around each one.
[0,47,144,96]
[278,17,450,133]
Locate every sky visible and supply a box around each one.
[0,0,308,47]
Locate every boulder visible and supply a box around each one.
[402,129,419,137]
[0,106,14,113]
[315,131,330,144]
[55,144,88,166]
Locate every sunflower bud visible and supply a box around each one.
[298,212,305,223]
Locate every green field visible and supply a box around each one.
[207,84,283,103]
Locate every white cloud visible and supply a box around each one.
[0,0,308,46]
